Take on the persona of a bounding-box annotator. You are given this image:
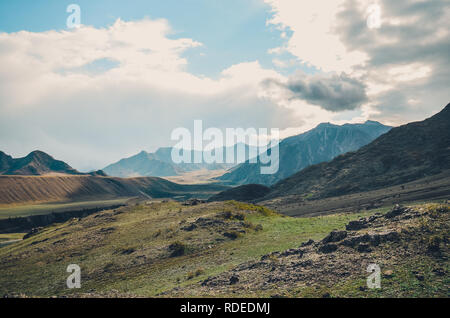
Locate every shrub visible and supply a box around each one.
[187,267,205,280]
[223,231,243,240]
[169,241,186,257]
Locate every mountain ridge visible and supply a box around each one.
[0,150,81,176]
[218,120,392,186]
[264,102,450,200]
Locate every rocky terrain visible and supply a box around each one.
[165,203,449,297]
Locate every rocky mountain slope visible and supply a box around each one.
[218,121,391,186]
[266,103,450,200]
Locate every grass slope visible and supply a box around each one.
[0,201,378,297]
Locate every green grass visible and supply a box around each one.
[0,200,382,297]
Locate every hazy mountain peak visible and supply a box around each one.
[218,120,392,186]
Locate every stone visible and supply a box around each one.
[385,204,407,218]
[357,243,372,253]
[346,220,367,231]
[319,243,338,254]
[229,275,239,285]
[322,230,347,243]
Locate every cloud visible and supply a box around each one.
[0,19,297,170]
[265,72,368,112]
[265,0,450,124]
[264,0,367,73]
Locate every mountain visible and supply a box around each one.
[103,144,260,178]
[0,150,81,176]
[265,103,450,200]
[103,150,181,178]
[217,120,392,186]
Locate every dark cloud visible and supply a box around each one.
[264,73,368,112]
[336,0,450,121]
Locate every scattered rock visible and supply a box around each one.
[229,275,239,285]
[23,227,44,239]
[99,227,115,234]
[322,230,347,243]
[300,239,314,247]
[385,204,407,218]
[280,248,303,257]
[383,270,393,278]
[183,199,206,206]
[432,268,446,276]
[181,223,197,231]
[224,232,241,240]
[319,243,338,254]
[346,220,367,231]
[357,243,372,253]
[120,248,135,255]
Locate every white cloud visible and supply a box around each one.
[264,0,450,125]
[0,18,301,170]
[265,0,367,73]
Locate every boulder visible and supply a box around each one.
[229,275,239,285]
[346,219,367,231]
[385,204,407,218]
[319,243,338,254]
[322,230,347,243]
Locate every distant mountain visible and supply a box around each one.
[217,120,392,186]
[0,150,81,176]
[103,144,260,178]
[265,103,450,200]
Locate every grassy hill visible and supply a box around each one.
[0,200,447,297]
[0,200,385,297]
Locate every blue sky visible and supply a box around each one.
[0,0,308,77]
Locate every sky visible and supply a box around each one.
[0,0,449,171]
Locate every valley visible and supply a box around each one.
[0,104,449,299]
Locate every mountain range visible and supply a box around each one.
[266,103,450,200]
[102,144,260,178]
[217,120,391,186]
[211,103,450,203]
